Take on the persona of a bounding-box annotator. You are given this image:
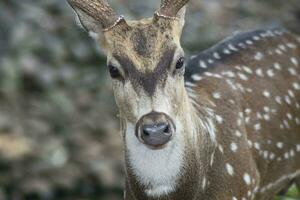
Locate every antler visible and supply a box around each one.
[156,0,190,19]
[67,0,124,31]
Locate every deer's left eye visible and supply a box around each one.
[109,65,121,79]
[175,57,185,70]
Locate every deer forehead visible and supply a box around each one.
[104,19,182,72]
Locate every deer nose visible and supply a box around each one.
[141,123,172,146]
[136,112,175,149]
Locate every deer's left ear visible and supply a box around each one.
[176,6,187,33]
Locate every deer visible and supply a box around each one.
[66,0,300,199]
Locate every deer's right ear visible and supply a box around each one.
[70,6,103,33]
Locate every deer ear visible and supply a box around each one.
[71,7,103,33]
[176,6,187,32]
[72,8,109,53]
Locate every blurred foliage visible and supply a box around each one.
[0,0,300,199]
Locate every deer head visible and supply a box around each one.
[68,0,192,150]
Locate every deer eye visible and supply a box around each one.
[175,57,185,70]
[108,65,121,79]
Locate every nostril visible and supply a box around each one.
[143,129,150,136]
[163,125,170,134]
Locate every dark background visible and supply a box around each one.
[0,0,300,199]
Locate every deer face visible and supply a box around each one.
[68,0,189,149]
[106,18,187,148]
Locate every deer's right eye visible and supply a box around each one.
[109,65,121,79]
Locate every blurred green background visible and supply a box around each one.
[0,0,300,199]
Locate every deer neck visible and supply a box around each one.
[123,87,217,199]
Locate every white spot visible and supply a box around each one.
[254,52,263,60]
[248,140,253,147]
[228,44,238,51]
[264,114,270,121]
[204,72,213,77]
[287,43,297,49]
[274,62,282,70]
[212,92,221,99]
[218,145,224,154]
[185,81,196,87]
[254,142,260,150]
[246,88,253,93]
[245,108,252,114]
[216,115,223,124]
[235,130,242,137]
[247,190,252,197]
[213,52,221,59]
[267,69,275,77]
[284,152,289,159]
[257,112,263,119]
[191,74,203,81]
[202,177,207,190]
[285,95,292,105]
[275,96,282,104]
[256,68,264,77]
[283,119,290,129]
[229,99,235,104]
[208,59,214,64]
[276,142,284,149]
[243,173,251,185]
[263,90,271,98]
[210,151,215,166]
[290,150,295,157]
[246,40,253,45]
[230,143,238,152]
[243,66,253,74]
[275,49,283,55]
[254,123,261,131]
[222,71,236,78]
[253,36,260,41]
[291,57,299,66]
[279,44,287,51]
[288,68,297,76]
[199,60,208,69]
[263,106,270,112]
[297,144,300,152]
[293,82,300,90]
[269,153,275,160]
[190,55,197,59]
[238,73,248,81]
[226,163,234,176]
[296,118,300,125]
[223,49,231,54]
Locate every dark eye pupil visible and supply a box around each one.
[176,57,185,69]
[109,65,120,78]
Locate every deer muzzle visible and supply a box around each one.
[135,112,175,149]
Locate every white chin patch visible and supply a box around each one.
[125,122,184,197]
